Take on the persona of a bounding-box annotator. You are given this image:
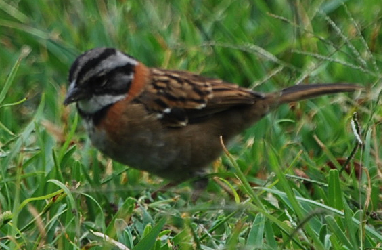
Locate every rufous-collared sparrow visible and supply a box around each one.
[64,47,360,196]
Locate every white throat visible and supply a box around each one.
[78,94,126,114]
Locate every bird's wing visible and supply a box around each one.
[137,68,264,127]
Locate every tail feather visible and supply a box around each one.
[267,83,361,105]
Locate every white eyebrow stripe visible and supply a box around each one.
[80,51,138,84]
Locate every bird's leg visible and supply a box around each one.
[150,170,209,201]
[150,181,179,200]
[190,176,209,202]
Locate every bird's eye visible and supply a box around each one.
[92,77,109,94]
[96,74,108,87]
[100,79,108,87]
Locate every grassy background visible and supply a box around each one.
[0,0,381,249]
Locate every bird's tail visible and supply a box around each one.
[266,83,361,106]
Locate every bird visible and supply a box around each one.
[64,47,360,197]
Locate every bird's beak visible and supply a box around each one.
[63,81,88,106]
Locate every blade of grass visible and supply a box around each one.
[0,46,31,105]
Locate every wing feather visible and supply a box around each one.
[137,68,264,127]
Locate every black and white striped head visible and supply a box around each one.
[64,47,138,114]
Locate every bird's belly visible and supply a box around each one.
[84,116,224,181]
[90,127,178,168]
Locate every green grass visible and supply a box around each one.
[1,0,381,249]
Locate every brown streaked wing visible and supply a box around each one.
[137,68,264,127]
